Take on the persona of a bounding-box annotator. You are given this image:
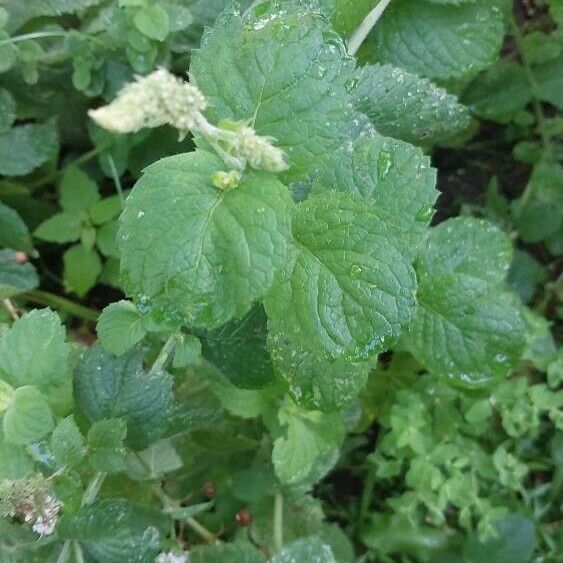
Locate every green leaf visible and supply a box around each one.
[0,121,59,177]
[89,195,122,225]
[74,345,173,449]
[464,513,537,563]
[0,308,70,394]
[34,212,82,243]
[57,498,165,563]
[63,244,102,296]
[172,333,201,368]
[190,3,354,182]
[87,418,127,473]
[511,161,563,244]
[134,4,170,41]
[96,221,120,258]
[265,192,416,360]
[201,306,275,388]
[535,51,563,109]
[51,415,86,467]
[0,88,16,134]
[363,0,506,81]
[268,330,369,411]
[272,536,337,563]
[190,542,264,563]
[0,257,37,299]
[0,438,34,478]
[508,249,548,304]
[521,31,561,65]
[59,166,100,214]
[354,64,471,144]
[463,61,532,123]
[273,406,344,485]
[0,202,33,253]
[403,217,526,387]
[119,150,293,330]
[97,301,147,356]
[3,385,54,445]
[311,135,437,259]
[331,0,375,37]
[126,439,182,479]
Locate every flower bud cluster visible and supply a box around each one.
[155,551,189,563]
[0,476,61,536]
[88,69,207,134]
[89,69,288,176]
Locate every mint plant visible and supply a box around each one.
[0,1,561,562]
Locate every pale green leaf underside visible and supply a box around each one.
[0,309,70,394]
[364,0,506,81]
[3,386,54,445]
[265,193,416,360]
[311,135,437,259]
[404,217,525,386]
[190,4,354,182]
[353,64,471,145]
[272,537,337,563]
[97,301,146,356]
[0,255,38,300]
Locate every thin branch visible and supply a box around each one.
[2,299,19,321]
[348,0,393,57]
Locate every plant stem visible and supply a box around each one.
[81,472,106,506]
[2,299,19,320]
[55,540,72,563]
[348,0,393,56]
[149,335,176,375]
[107,155,125,205]
[358,466,377,530]
[510,17,552,158]
[23,289,100,321]
[0,31,68,47]
[73,542,86,563]
[273,491,283,554]
[185,517,217,544]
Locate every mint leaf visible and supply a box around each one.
[535,51,563,109]
[0,309,70,394]
[134,4,170,42]
[268,330,369,411]
[96,221,120,258]
[0,88,16,134]
[463,61,532,123]
[87,418,127,473]
[57,498,165,563]
[89,195,121,225]
[172,333,201,368]
[201,306,275,389]
[119,151,293,329]
[265,192,416,360]
[273,406,344,485]
[354,64,471,145]
[74,345,173,449]
[404,217,526,386]
[97,301,147,357]
[190,542,264,563]
[272,536,336,563]
[59,166,100,214]
[364,0,506,81]
[51,415,86,467]
[63,244,102,297]
[0,438,34,479]
[34,212,82,243]
[190,4,354,182]
[0,202,33,253]
[0,121,58,177]
[3,385,54,445]
[311,135,437,259]
[0,251,38,299]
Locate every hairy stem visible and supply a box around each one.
[23,290,100,321]
[273,491,284,554]
[55,540,72,563]
[149,335,177,375]
[348,0,393,57]
[2,299,19,320]
[82,472,106,507]
[0,31,68,47]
